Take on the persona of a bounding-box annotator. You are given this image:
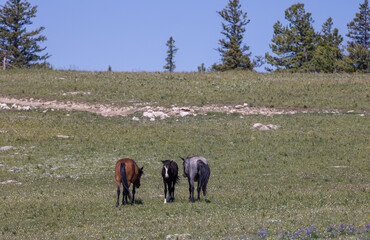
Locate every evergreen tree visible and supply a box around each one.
[197,63,206,72]
[0,0,50,69]
[265,3,316,72]
[345,0,369,72]
[347,0,369,48]
[213,0,253,71]
[163,36,178,72]
[309,18,345,72]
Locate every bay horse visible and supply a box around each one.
[161,160,179,203]
[115,158,143,206]
[181,156,210,202]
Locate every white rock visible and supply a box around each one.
[132,116,140,121]
[152,111,166,118]
[0,146,16,151]
[251,123,264,129]
[21,106,31,111]
[143,111,155,119]
[251,123,280,131]
[0,103,10,110]
[180,107,191,112]
[0,180,22,185]
[259,125,271,131]
[180,111,191,117]
[159,113,170,120]
[57,135,70,139]
[166,234,191,240]
[266,124,280,130]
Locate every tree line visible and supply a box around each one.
[1,0,368,73]
[167,0,369,73]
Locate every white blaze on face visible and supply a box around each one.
[164,166,169,179]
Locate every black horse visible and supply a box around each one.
[161,160,179,203]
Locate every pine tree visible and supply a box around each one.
[163,36,178,72]
[0,0,50,69]
[347,0,369,48]
[213,0,253,71]
[309,18,345,72]
[265,3,316,72]
[197,63,206,72]
[345,0,369,72]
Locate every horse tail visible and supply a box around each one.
[198,161,210,196]
[174,162,180,184]
[175,173,180,184]
[120,163,132,201]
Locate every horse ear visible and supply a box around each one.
[180,157,185,161]
[141,167,144,171]
[161,160,165,164]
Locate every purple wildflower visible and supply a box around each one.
[258,228,268,238]
[306,227,310,236]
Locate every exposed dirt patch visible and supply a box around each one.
[0,96,366,118]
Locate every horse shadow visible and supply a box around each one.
[134,199,143,205]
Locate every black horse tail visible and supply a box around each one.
[175,173,180,184]
[198,161,210,196]
[120,163,132,201]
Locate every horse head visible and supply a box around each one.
[135,167,144,188]
[162,160,171,179]
[180,157,189,178]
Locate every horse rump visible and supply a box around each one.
[197,160,210,196]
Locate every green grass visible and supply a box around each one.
[0,107,368,239]
[0,70,368,239]
[0,70,369,110]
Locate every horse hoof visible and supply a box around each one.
[164,199,167,203]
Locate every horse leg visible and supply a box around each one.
[188,178,195,202]
[171,181,175,202]
[116,183,120,207]
[131,186,136,205]
[122,187,126,205]
[197,180,202,201]
[168,181,173,202]
[164,181,168,203]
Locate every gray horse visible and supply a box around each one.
[181,156,210,202]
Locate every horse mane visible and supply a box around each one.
[131,159,143,174]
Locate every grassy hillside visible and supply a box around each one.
[0,70,369,239]
[0,70,369,110]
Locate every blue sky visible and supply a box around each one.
[2,0,363,72]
